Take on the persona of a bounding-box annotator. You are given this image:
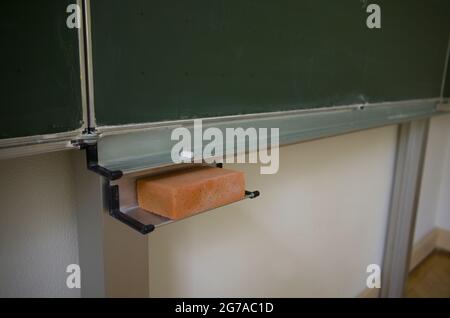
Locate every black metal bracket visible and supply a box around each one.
[79,143,155,233]
[245,190,260,199]
[108,184,156,234]
[80,144,260,235]
[82,144,123,181]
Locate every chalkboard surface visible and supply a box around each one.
[0,0,83,139]
[91,0,450,126]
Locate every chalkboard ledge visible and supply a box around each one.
[0,129,83,160]
[97,98,443,174]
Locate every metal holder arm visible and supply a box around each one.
[83,144,123,181]
[108,184,156,234]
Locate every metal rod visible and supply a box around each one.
[380,119,429,297]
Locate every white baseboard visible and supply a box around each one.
[436,227,450,251]
[358,227,450,298]
[409,229,439,271]
[358,287,380,298]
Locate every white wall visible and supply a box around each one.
[0,151,80,297]
[435,126,450,231]
[148,125,398,297]
[414,114,450,242]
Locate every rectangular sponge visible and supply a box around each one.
[137,166,245,220]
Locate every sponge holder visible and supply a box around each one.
[82,144,260,235]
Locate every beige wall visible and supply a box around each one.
[148,125,398,297]
[415,114,450,243]
[0,151,80,297]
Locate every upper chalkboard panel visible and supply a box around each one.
[0,0,83,139]
[91,0,450,126]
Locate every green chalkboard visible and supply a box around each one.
[0,0,83,139]
[91,0,450,126]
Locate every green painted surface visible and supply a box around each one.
[0,0,83,139]
[92,0,449,126]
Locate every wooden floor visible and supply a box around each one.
[406,250,450,298]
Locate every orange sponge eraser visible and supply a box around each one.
[137,166,245,220]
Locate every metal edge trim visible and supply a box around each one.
[0,98,441,159]
[440,34,450,100]
[0,130,82,160]
[77,0,88,133]
[95,98,441,136]
[83,0,96,129]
